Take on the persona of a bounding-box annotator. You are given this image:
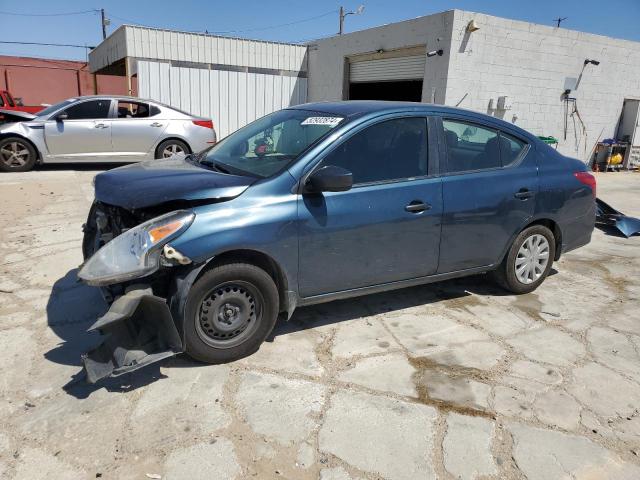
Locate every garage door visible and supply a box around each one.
[350,55,426,83]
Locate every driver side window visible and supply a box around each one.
[62,100,111,120]
[321,117,428,185]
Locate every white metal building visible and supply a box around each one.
[90,13,640,165]
[89,25,308,138]
[307,10,640,163]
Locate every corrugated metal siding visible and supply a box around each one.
[89,26,129,72]
[91,25,307,73]
[138,60,307,138]
[350,55,426,82]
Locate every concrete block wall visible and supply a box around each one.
[307,11,454,104]
[445,10,640,159]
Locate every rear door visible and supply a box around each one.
[297,115,443,297]
[110,101,168,160]
[44,99,113,160]
[437,116,537,273]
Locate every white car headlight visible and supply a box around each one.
[79,210,195,286]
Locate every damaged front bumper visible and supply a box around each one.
[595,198,640,238]
[82,288,183,384]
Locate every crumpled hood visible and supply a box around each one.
[94,157,256,209]
[0,108,38,124]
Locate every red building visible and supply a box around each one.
[0,55,128,106]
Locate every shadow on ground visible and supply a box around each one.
[46,268,517,398]
[37,163,128,172]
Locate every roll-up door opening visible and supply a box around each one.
[348,54,426,102]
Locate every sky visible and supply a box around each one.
[1,0,639,61]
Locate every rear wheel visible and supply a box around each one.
[493,225,555,294]
[0,137,37,172]
[155,139,190,159]
[184,263,279,363]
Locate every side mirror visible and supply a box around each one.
[56,113,68,122]
[307,165,353,193]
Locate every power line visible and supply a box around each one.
[0,9,98,17]
[211,10,338,34]
[107,9,337,35]
[0,41,94,49]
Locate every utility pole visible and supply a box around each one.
[554,16,568,28]
[339,5,364,35]
[100,9,109,40]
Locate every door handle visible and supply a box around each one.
[94,123,108,129]
[150,122,163,127]
[514,188,534,200]
[405,200,431,213]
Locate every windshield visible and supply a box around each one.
[36,99,75,118]
[202,109,344,178]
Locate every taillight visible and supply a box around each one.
[574,171,596,197]
[192,119,214,129]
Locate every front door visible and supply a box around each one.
[298,116,442,298]
[437,117,537,273]
[110,100,168,160]
[44,99,113,160]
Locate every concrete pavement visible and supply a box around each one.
[1,168,639,479]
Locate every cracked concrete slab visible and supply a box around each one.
[337,352,417,397]
[443,413,497,480]
[509,422,640,480]
[385,313,507,370]
[164,439,240,480]
[236,371,325,445]
[319,390,438,480]
[506,326,585,366]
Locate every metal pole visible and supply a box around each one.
[101,9,107,40]
[339,6,344,35]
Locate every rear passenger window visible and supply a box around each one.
[443,120,500,172]
[322,117,428,184]
[499,132,526,166]
[117,101,150,118]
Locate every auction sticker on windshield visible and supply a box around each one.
[301,116,342,127]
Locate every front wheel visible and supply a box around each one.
[184,263,279,364]
[492,225,555,294]
[0,137,37,172]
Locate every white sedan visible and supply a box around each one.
[0,95,216,172]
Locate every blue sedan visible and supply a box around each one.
[78,101,596,382]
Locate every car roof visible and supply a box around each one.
[290,100,534,139]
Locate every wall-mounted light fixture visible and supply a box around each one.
[427,49,444,58]
[584,59,600,66]
[466,20,480,32]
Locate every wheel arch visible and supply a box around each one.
[496,217,563,267]
[0,133,41,160]
[194,249,291,316]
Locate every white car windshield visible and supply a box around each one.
[201,109,344,178]
[37,99,75,118]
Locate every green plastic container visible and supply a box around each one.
[537,136,559,145]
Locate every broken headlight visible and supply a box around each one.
[79,210,195,286]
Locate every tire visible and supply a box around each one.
[492,225,555,294]
[0,137,37,172]
[155,139,190,159]
[184,263,279,364]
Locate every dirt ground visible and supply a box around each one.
[1,166,639,480]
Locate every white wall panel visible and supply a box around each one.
[138,60,308,138]
[91,25,307,73]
